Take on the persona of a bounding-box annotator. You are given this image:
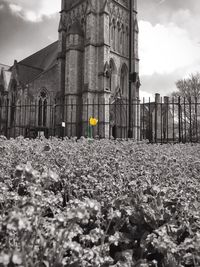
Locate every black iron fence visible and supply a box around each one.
[0,96,200,143]
[0,97,140,140]
[141,96,200,143]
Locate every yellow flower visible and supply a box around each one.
[89,117,98,126]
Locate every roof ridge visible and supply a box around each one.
[18,62,43,71]
[19,41,58,65]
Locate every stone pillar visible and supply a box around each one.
[155,93,161,103]
[99,93,111,138]
[65,27,84,137]
[58,11,67,125]
[82,93,94,137]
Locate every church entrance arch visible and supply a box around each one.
[109,94,127,139]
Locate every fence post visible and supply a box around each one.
[160,97,163,144]
[154,101,157,143]
[142,97,145,140]
[195,97,198,142]
[0,98,2,136]
[5,97,9,138]
[148,97,152,142]
[154,94,160,143]
[172,97,175,143]
[178,96,181,143]
[189,97,192,142]
[183,97,186,143]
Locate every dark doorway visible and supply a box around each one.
[112,125,116,139]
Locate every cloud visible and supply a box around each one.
[0,1,59,65]
[138,0,200,43]
[9,4,22,13]
[139,21,200,76]
[138,2,200,96]
[6,0,60,22]
[137,0,200,96]
[138,0,200,25]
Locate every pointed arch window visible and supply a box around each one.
[120,24,124,54]
[43,99,47,126]
[120,64,128,96]
[117,21,121,52]
[38,90,48,127]
[134,20,139,59]
[121,25,125,55]
[109,59,116,92]
[110,19,116,50]
[125,26,129,57]
[10,81,17,125]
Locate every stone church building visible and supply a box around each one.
[0,0,140,139]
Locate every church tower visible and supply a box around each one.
[58,0,140,138]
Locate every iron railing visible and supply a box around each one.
[141,97,200,143]
[0,96,200,143]
[0,97,140,140]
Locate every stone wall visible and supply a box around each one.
[29,64,59,102]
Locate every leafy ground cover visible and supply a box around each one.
[0,136,200,267]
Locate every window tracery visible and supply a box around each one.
[109,59,116,92]
[120,64,128,96]
[38,90,48,127]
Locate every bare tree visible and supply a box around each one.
[172,73,200,100]
[171,73,200,141]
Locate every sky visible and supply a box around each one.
[0,0,200,99]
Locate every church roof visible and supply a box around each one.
[13,41,58,85]
[16,64,42,85]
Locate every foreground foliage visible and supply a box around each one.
[0,136,200,267]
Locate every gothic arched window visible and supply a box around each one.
[38,90,48,127]
[120,24,124,54]
[10,81,17,125]
[117,21,121,52]
[111,19,116,50]
[125,26,129,57]
[120,64,128,96]
[134,19,139,59]
[121,24,125,55]
[109,59,116,92]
